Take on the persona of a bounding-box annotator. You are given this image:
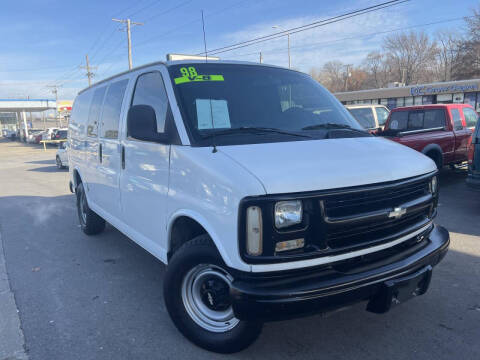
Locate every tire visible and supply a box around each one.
[76,183,106,235]
[56,156,64,169]
[427,151,443,170]
[164,235,263,353]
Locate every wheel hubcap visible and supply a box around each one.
[79,192,87,224]
[181,264,240,332]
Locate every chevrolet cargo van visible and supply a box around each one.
[68,61,449,353]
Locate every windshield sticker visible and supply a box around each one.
[196,99,231,129]
[174,66,224,85]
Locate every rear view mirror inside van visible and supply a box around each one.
[127,105,161,142]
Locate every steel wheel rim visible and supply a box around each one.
[79,191,87,224]
[181,264,240,333]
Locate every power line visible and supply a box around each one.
[197,0,409,56]
[232,15,471,59]
[142,0,194,23]
[134,0,257,49]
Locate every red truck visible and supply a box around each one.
[381,104,478,169]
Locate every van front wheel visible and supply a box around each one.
[164,235,263,353]
[76,183,105,235]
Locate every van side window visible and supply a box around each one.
[70,91,92,138]
[87,86,107,137]
[101,79,129,139]
[463,107,478,128]
[132,72,169,133]
[451,109,463,130]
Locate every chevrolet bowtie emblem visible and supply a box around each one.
[389,207,407,219]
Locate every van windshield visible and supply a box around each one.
[168,63,367,146]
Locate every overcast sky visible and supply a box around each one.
[0,0,478,100]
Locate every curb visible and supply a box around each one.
[0,230,28,360]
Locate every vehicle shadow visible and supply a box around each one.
[26,165,62,173]
[0,194,478,360]
[25,160,55,165]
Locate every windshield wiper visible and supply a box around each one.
[200,126,312,139]
[302,123,367,134]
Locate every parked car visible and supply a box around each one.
[380,104,475,169]
[34,131,45,144]
[68,61,449,353]
[26,129,43,143]
[43,127,58,140]
[56,142,68,169]
[1,129,16,140]
[52,128,68,140]
[467,120,480,189]
[346,104,390,131]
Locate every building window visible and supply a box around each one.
[396,97,405,107]
[464,92,476,109]
[404,97,414,106]
[380,98,388,106]
[414,96,422,105]
[387,98,397,109]
[453,93,464,103]
[437,94,453,104]
[422,95,434,105]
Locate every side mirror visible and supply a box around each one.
[127,105,160,142]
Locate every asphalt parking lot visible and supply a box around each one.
[0,138,479,360]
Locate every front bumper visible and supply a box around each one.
[230,225,449,321]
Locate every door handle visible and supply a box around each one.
[121,145,125,169]
[99,143,102,163]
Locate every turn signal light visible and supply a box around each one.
[275,238,305,253]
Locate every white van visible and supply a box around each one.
[68,61,449,353]
[346,104,390,130]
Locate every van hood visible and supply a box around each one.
[218,137,436,194]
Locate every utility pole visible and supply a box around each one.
[272,25,291,69]
[344,64,352,92]
[80,54,96,86]
[47,85,61,128]
[259,51,263,64]
[112,18,144,70]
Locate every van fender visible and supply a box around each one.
[167,209,233,267]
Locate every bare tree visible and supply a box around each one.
[436,30,461,81]
[362,51,392,88]
[382,31,438,85]
[452,8,480,79]
[316,60,345,92]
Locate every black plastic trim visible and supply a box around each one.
[230,224,449,321]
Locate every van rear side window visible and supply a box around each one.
[87,86,107,137]
[101,79,129,139]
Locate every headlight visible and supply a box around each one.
[275,200,302,229]
[429,176,438,194]
[246,206,263,256]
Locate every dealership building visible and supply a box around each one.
[335,78,480,112]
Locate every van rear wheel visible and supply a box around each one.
[76,183,105,235]
[164,235,263,353]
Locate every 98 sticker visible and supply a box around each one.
[174,66,224,85]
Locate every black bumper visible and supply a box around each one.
[230,225,449,321]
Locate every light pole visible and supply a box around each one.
[272,25,290,69]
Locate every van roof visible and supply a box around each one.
[77,60,295,95]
